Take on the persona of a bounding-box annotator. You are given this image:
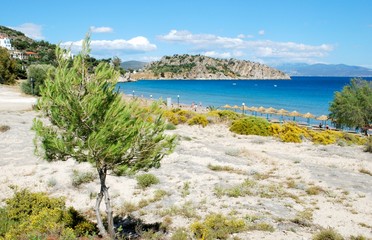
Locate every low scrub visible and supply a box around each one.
[136,173,160,189]
[190,213,245,240]
[0,189,96,239]
[230,116,271,136]
[269,123,366,145]
[365,136,372,153]
[188,114,209,127]
[312,228,344,240]
[71,169,95,187]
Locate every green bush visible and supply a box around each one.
[21,64,55,96]
[230,116,271,136]
[216,110,240,121]
[365,136,372,153]
[312,228,344,240]
[188,114,209,127]
[1,189,97,239]
[190,213,246,240]
[136,173,160,189]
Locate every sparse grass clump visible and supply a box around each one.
[312,228,344,240]
[136,173,160,189]
[306,186,324,195]
[359,168,372,176]
[71,170,95,187]
[0,125,10,133]
[247,222,275,232]
[171,227,189,240]
[190,213,245,240]
[208,164,245,174]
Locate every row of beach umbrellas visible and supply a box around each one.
[222,104,329,123]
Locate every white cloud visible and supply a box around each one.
[61,36,157,55]
[237,34,254,39]
[10,23,44,40]
[158,30,334,63]
[90,26,113,33]
[258,30,265,36]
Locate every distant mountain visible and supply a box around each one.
[275,63,372,77]
[120,60,147,70]
[128,54,290,80]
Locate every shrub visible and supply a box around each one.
[171,227,189,240]
[365,136,372,153]
[21,64,55,96]
[268,123,281,135]
[190,213,245,240]
[188,114,209,127]
[216,110,240,121]
[1,189,97,239]
[71,170,95,187]
[230,116,271,136]
[165,123,177,130]
[310,130,338,145]
[136,173,160,189]
[277,123,309,143]
[312,228,344,240]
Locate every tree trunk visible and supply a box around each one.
[95,166,115,238]
[95,191,107,237]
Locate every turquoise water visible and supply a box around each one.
[117,77,371,119]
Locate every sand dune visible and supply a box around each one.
[0,85,371,239]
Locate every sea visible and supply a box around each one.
[116,76,371,124]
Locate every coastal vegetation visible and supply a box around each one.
[329,78,372,134]
[163,108,367,146]
[20,64,55,96]
[0,48,17,85]
[33,34,175,238]
[0,189,96,239]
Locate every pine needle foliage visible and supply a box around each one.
[329,78,372,131]
[32,33,175,238]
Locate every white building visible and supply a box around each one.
[0,35,13,50]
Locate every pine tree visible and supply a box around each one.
[329,78,372,133]
[33,34,175,238]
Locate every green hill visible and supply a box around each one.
[0,25,56,64]
[131,54,290,80]
[121,60,147,70]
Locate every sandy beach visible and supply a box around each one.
[0,84,371,239]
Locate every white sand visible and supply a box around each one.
[0,84,371,239]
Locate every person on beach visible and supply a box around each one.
[319,122,323,128]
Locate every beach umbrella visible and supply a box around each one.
[264,107,277,120]
[257,106,266,113]
[289,111,302,121]
[316,115,329,127]
[232,105,240,112]
[276,108,289,122]
[247,106,257,115]
[302,112,315,125]
[223,104,232,109]
[251,106,259,116]
[316,115,328,121]
[257,106,266,116]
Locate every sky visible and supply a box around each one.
[1,0,371,68]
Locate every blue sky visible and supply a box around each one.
[1,0,371,67]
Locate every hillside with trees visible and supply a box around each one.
[130,54,290,80]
